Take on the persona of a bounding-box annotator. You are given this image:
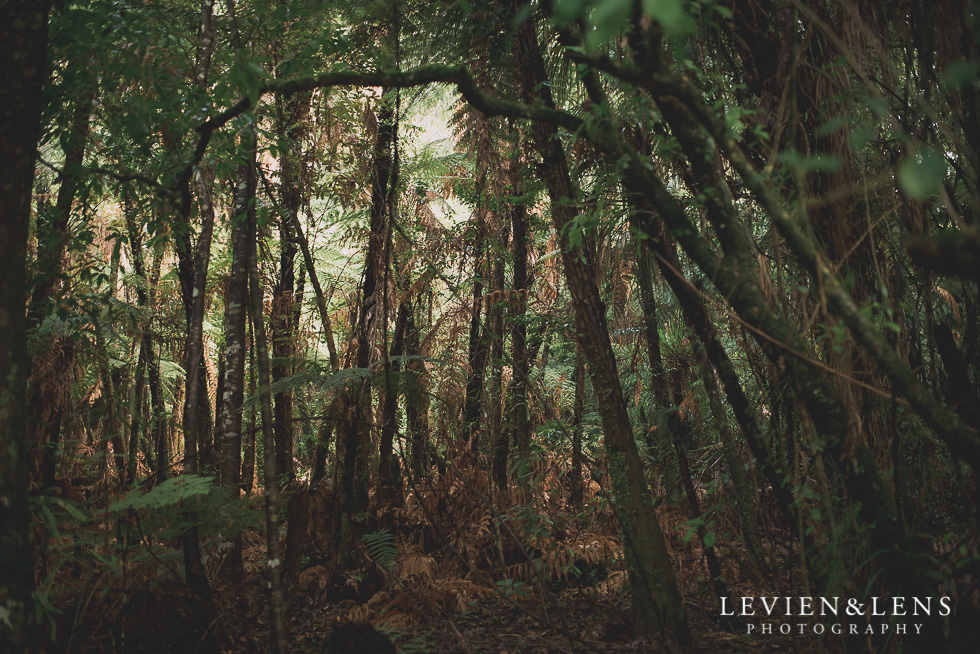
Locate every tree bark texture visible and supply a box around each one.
[335,87,396,570]
[216,126,256,580]
[271,91,312,486]
[509,4,689,641]
[0,2,51,647]
[247,162,288,654]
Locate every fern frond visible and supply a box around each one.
[362,528,397,572]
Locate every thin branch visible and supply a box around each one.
[37,155,177,202]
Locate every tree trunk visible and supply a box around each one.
[173,0,218,477]
[632,196,762,578]
[695,341,765,574]
[175,165,225,647]
[569,351,585,507]
[486,222,508,462]
[291,207,339,370]
[379,299,406,488]
[508,4,689,641]
[271,91,312,487]
[606,66,931,609]
[666,368,729,606]
[292,204,338,487]
[310,418,333,485]
[175,2,224,645]
[247,162,288,654]
[635,244,668,407]
[462,239,487,448]
[335,87,396,570]
[0,2,51,646]
[498,190,530,487]
[127,341,146,484]
[404,298,429,478]
[242,314,257,496]
[28,95,91,326]
[181,169,216,477]
[147,252,169,483]
[26,95,90,488]
[216,126,255,581]
[379,96,402,491]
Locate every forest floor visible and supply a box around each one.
[43,458,852,653]
[214,530,806,654]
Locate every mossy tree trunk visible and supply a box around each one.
[508,3,689,641]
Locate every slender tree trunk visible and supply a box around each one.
[335,87,396,570]
[216,126,255,581]
[94,334,127,480]
[635,245,668,407]
[127,342,146,484]
[695,341,765,573]
[247,163,288,654]
[174,3,225,646]
[106,236,128,479]
[379,96,402,491]
[666,367,729,606]
[26,95,90,488]
[486,223,508,461]
[462,240,487,448]
[632,196,762,579]
[569,351,585,507]
[310,418,333,485]
[271,92,311,487]
[405,298,429,478]
[281,482,310,620]
[379,300,406,488]
[181,167,216,477]
[498,193,530,487]
[242,315,257,496]
[143,251,169,483]
[28,96,91,326]
[173,0,217,478]
[627,183,810,572]
[292,209,338,370]
[291,206,337,486]
[508,5,689,640]
[176,168,226,646]
[214,312,226,452]
[0,2,51,646]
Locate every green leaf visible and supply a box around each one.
[725,105,746,135]
[109,476,216,513]
[816,115,848,137]
[552,0,590,25]
[586,0,632,50]
[362,529,397,571]
[703,531,716,548]
[642,0,695,35]
[711,5,733,19]
[863,95,890,119]
[512,2,533,27]
[942,60,980,91]
[898,148,947,200]
[849,124,876,150]
[779,149,842,174]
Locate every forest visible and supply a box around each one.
[2,0,980,651]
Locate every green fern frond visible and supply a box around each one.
[361,528,396,572]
